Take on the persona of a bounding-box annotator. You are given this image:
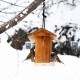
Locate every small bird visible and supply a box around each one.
[55,55,64,64]
[24,45,35,62]
[25,52,35,60]
[51,53,64,64]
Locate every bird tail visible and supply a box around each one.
[56,56,64,64]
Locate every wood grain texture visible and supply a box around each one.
[35,36,51,63]
[28,28,59,63]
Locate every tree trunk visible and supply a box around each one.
[0,0,44,34]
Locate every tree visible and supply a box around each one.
[0,0,77,34]
[0,0,44,34]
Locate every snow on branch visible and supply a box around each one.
[0,0,44,34]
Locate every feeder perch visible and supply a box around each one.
[28,28,59,63]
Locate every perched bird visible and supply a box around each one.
[54,54,64,64]
[25,52,35,61]
[51,53,64,64]
[24,51,35,62]
[24,45,35,62]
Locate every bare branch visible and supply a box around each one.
[0,0,25,7]
[0,11,20,14]
[0,5,12,12]
[0,0,76,34]
[0,0,44,34]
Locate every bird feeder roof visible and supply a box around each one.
[28,28,59,42]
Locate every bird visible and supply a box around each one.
[51,53,64,64]
[25,52,35,60]
[24,51,35,62]
[24,45,35,62]
[55,55,64,64]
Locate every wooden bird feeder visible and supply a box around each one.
[28,28,59,63]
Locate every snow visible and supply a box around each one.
[0,0,80,80]
[22,9,28,14]
[15,19,18,22]
[15,56,80,80]
[0,33,80,80]
[6,24,9,29]
[20,14,24,17]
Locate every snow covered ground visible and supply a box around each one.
[0,34,80,80]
